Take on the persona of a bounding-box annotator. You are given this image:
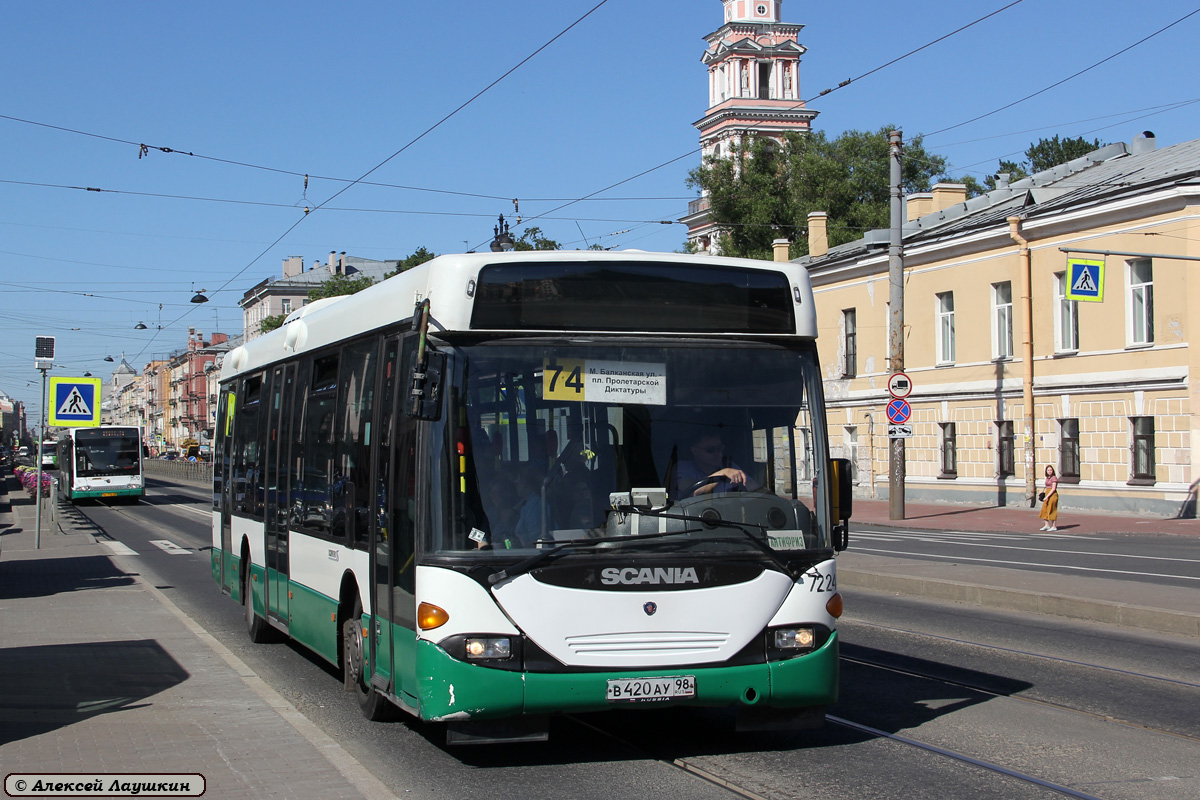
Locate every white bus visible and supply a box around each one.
[57,426,145,502]
[213,250,852,744]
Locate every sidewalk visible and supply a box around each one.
[0,474,399,799]
[840,497,1200,638]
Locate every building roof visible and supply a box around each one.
[240,257,400,305]
[800,134,1200,267]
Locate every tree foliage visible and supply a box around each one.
[394,246,437,273]
[688,126,970,259]
[260,313,286,334]
[985,135,1108,189]
[307,272,376,302]
[513,226,561,250]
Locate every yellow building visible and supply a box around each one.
[800,133,1196,518]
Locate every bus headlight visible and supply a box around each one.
[463,637,512,660]
[773,627,816,650]
[129,477,142,488]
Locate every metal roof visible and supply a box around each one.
[801,135,1200,266]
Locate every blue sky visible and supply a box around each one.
[4,0,1200,424]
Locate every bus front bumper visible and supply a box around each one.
[414,632,838,722]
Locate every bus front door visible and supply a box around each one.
[265,364,294,626]
[217,387,235,595]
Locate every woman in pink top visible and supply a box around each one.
[1038,465,1060,531]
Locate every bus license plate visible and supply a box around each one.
[606,676,695,703]
[101,493,118,497]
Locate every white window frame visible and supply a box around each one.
[1054,272,1079,353]
[936,292,955,365]
[1127,258,1154,346]
[991,281,1013,360]
[841,308,857,378]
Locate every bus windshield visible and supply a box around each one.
[74,429,141,477]
[427,339,833,559]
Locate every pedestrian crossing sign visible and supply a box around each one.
[48,377,102,427]
[1065,258,1105,302]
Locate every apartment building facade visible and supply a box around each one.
[801,133,1197,517]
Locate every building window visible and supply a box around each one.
[936,292,955,364]
[281,298,292,314]
[757,62,771,99]
[1054,272,1079,353]
[1131,416,1155,482]
[1059,418,1080,480]
[992,281,1013,360]
[1128,259,1154,345]
[939,422,957,478]
[842,309,857,378]
[997,420,1014,477]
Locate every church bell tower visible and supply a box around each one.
[684,0,817,253]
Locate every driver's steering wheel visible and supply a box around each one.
[683,474,745,497]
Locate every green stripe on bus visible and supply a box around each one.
[286,581,340,665]
[412,633,838,722]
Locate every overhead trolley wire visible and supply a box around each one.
[128,0,612,359]
[922,7,1200,139]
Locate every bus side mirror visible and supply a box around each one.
[829,458,853,551]
[406,350,445,421]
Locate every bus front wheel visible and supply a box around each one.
[343,597,394,721]
[242,557,274,643]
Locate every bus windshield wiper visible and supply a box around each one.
[644,508,799,578]
[487,528,706,586]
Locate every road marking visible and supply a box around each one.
[138,498,213,519]
[851,547,1200,581]
[853,534,1200,564]
[150,539,193,555]
[99,539,138,556]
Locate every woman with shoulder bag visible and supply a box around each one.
[1038,465,1059,531]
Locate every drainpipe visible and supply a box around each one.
[1007,217,1036,506]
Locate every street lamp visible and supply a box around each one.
[490,214,515,252]
[190,283,209,304]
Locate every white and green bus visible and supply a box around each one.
[213,250,852,744]
[57,426,145,502]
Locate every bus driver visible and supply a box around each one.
[675,430,758,498]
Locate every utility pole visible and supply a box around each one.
[887,131,906,520]
[33,336,54,549]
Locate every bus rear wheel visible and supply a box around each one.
[343,597,394,721]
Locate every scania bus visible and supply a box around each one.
[213,250,852,743]
[57,426,145,502]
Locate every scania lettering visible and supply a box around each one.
[212,250,853,745]
[601,567,700,585]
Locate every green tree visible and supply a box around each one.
[307,272,376,302]
[689,126,970,259]
[985,135,1107,189]
[260,313,287,334]
[390,246,437,276]
[513,226,561,250]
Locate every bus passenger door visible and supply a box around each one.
[216,386,235,595]
[370,337,399,686]
[265,364,294,625]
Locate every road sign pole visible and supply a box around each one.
[887,131,905,520]
[35,367,47,550]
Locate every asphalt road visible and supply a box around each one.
[849,523,1200,590]
[67,478,1200,800]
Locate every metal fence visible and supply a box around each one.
[143,459,212,487]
